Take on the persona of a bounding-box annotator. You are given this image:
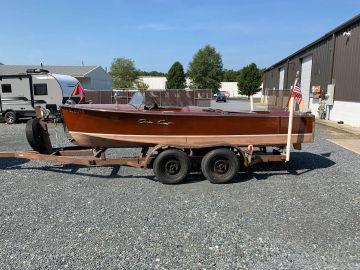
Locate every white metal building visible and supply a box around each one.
[138,76,261,97]
[0,65,112,90]
[138,76,167,90]
[222,82,263,98]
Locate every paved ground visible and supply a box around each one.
[0,104,360,269]
[318,120,360,155]
[210,99,251,111]
[316,118,360,136]
[328,139,360,155]
[210,99,268,112]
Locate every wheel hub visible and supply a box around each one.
[165,160,180,175]
[6,115,14,123]
[214,159,229,174]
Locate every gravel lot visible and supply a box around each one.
[0,105,360,269]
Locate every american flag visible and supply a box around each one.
[292,79,302,104]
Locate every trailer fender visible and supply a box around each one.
[142,145,182,168]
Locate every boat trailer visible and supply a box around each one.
[0,112,288,184]
[0,142,286,184]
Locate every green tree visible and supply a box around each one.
[237,63,262,97]
[109,57,138,88]
[137,70,167,76]
[166,61,186,89]
[187,45,223,91]
[134,79,149,91]
[222,69,241,82]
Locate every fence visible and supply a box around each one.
[265,89,291,110]
[89,89,212,107]
[113,90,135,104]
[84,90,113,104]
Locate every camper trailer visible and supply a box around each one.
[0,69,80,124]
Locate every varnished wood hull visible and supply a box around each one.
[61,104,314,148]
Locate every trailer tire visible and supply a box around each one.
[26,119,49,154]
[201,148,239,184]
[153,149,190,184]
[4,110,17,124]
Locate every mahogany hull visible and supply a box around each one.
[61,105,314,148]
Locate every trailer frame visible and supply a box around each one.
[0,144,286,170]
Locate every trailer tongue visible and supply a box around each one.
[0,146,145,167]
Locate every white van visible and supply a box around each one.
[0,69,80,124]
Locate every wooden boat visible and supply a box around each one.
[61,93,314,149]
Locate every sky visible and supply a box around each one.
[1,0,360,72]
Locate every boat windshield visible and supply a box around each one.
[128,92,145,109]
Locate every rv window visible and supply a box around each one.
[34,84,48,95]
[1,84,12,93]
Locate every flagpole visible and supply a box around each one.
[286,96,294,162]
[286,71,299,162]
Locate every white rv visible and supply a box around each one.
[0,69,80,124]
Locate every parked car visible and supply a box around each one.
[216,93,227,102]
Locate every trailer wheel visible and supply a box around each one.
[25,119,50,154]
[4,110,17,124]
[201,148,240,184]
[153,149,190,184]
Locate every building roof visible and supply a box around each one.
[265,13,360,71]
[0,65,98,76]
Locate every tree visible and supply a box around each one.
[134,79,149,91]
[237,63,262,97]
[109,57,138,88]
[187,45,223,91]
[222,69,241,82]
[137,70,167,76]
[166,61,186,89]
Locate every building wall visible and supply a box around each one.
[286,39,332,93]
[263,17,360,126]
[308,38,333,93]
[263,67,280,90]
[219,82,262,98]
[76,77,91,89]
[139,76,167,90]
[185,78,191,89]
[330,101,360,127]
[264,37,333,93]
[333,21,360,102]
[220,82,238,97]
[138,77,258,97]
[76,67,112,90]
[86,67,113,90]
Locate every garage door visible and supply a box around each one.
[300,56,312,110]
[278,67,285,90]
